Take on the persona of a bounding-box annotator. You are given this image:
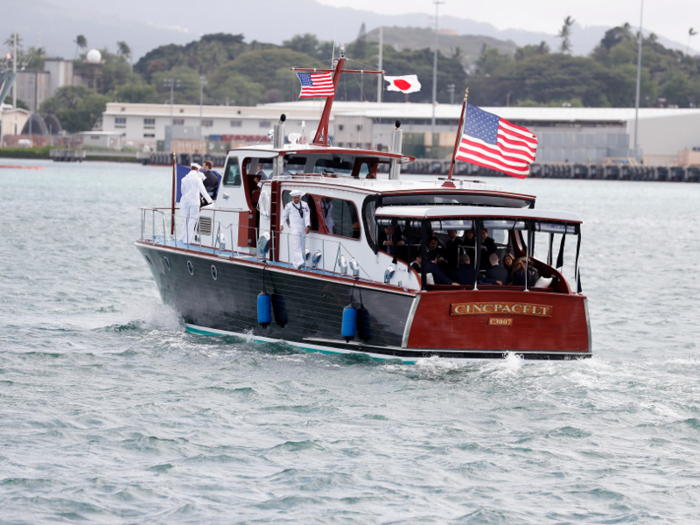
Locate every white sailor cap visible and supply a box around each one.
[290,190,304,197]
[191,162,202,169]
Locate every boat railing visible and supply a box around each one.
[140,207,169,245]
[139,207,378,284]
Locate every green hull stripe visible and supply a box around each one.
[184,325,417,364]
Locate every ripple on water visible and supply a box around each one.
[1,169,700,523]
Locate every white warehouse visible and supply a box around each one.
[101,102,700,165]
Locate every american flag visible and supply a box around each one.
[297,72,335,98]
[455,103,538,179]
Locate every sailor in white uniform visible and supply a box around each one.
[281,190,311,268]
[178,163,212,244]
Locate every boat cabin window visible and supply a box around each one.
[313,157,354,176]
[382,194,534,209]
[223,157,241,186]
[375,214,582,292]
[363,196,378,246]
[244,158,273,179]
[285,156,307,175]
[285,191,360,239]
[318,196,360,239]
[354,159,378,179]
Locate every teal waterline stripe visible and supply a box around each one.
[184,325,416,363]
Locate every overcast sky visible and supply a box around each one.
[317,0,700,42]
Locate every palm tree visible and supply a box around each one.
[117,41,131,62]
[4,32,22,49]
[74,35,87,59]
[558,16,575,54]
[687,28,698,55]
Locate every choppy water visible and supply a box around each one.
[2,159,700,524]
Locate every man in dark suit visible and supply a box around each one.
[479,227,497,270]
[425,251,459,286]
[201,160,220,202]
[377,225,404,256]
[452,253,476,286]
[482,253,509,285]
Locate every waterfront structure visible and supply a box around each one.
[103,102,700,165]
[43,59,74,97]
[15,70,51,113]
[0,106,30,142]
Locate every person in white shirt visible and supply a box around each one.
[281,190,311,268]
[178,163,212,245]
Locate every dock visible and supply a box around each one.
[403,160,700,182]
[50,149,86,162]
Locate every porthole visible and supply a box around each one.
[187,261,194,275]
[211,265,218,281]
[144,254,153,266]
[163,256,171,270]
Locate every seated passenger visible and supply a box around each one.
[452,253,476,286]
[502,252,515,278]
[377,225,405,256]
[410,255,421,273]
[408,225,435,246]
[444,230,464,270]
[479,227,497,270]
[481,253,509,285]
[427,236,448,270]
[425,250,459,286]
[462,229,476,266]
[510,257,536,287]
[253,162,269,188]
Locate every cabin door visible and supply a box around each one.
[213,154,256,253]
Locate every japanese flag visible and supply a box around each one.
[384,75,421,94]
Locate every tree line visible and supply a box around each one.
[469,23,700,108]
[3,21,699,133]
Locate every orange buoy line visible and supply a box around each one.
[0,165,46,170]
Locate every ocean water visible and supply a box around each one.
[1,159,699,524]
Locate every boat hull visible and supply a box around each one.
[136,242,591,362]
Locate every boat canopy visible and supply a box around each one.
[374,205,582,225]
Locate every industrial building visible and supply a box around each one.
[101,101,700,165]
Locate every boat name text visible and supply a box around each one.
[451,302,553,318]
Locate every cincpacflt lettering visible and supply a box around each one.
[450,302,553,318]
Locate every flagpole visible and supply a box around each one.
[171,152,176,235]
[445,88,469,184]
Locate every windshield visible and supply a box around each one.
[381,194,534,208]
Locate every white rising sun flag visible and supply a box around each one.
[455,103,538,179]
[384,75,421,94]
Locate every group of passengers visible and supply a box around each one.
[473,251,539,286]
[394,224,539,287]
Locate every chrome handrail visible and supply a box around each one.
[138,207,403,287]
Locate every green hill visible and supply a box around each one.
[366,26,518,69]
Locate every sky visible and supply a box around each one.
[317,0,700,43]
[4,0,699,62]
